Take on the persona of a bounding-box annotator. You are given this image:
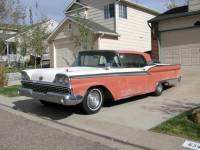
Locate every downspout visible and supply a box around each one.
[148,21,152,29]
[52,41,57,68]
[115,0,120,32]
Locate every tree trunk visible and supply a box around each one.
[34,55,37,69]
[40,55,42,68]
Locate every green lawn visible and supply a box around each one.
[0,85,21,97]
[151,109,200,142]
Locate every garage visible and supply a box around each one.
[160,28,200,65]
[54,39,75,67]
[149,3,200,66]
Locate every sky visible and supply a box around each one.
[20,0,187,22]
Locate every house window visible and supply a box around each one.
[68,23,72,31]
[104,3,115,19]
[119,3,127,19]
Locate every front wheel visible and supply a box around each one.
[154,83,163,96]
[81,88,104,114]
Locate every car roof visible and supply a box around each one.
[79,50,151,62]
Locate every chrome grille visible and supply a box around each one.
[21,81,70,94]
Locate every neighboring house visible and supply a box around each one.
[148,0,200,66]
[0,25,18,40]
[0,25,19,63]
[1,19,58,65]
[48,0,159,68]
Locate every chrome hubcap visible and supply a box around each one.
[157,84,163,92]
[87,89,102,111]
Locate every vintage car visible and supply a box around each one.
[19,50,181,114]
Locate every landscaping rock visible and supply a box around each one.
[190,108,200,124]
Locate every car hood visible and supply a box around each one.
[23,67,106,82]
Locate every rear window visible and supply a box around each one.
[119,54,147,68]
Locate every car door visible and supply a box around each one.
[118,53,148,97]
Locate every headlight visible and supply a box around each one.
[21,72,30,80]
[54,74,69,85]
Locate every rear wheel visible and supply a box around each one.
[81,88,104,114]
[154,83,163,96]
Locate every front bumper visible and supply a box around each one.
[18,88,83,106]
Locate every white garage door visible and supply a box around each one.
[160,28,200,65]
[54,39,75,67]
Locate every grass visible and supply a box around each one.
[151,109,200,142]
[0,85,21,97]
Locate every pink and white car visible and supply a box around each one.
[19,50,181,114]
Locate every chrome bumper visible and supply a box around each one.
[18,88,83,106]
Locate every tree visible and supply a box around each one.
[71,14,95,57]
[15,4,50,69]
[0,39,5,59]
[0,0,25,24]
[27,6,50,68]
[29,24,50,68]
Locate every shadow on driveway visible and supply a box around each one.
[151,100,200,115]
[12,94,150,120]
[13,99,83,120]
[103,94,150,107]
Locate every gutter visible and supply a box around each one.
[148,10,200,23]
[95,31,120,37]
[65,7,88,15]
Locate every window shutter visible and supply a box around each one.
[109,3,115,18]
[124,5,127,18]
[119,4,127,19]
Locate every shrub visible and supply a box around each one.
[0,64,8,87]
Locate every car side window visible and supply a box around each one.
[119,54,147,68]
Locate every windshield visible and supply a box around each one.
[72,51,120,68]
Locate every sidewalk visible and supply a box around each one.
[0,95,189,150]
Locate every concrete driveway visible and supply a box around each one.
[1,66,200,132]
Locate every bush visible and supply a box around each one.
[189,108,200,124]
[0,64,8,87]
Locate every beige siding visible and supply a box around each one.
[49,20,78,67]
[48,42,54,68]
[80,0,115,30]
[100,3,156,51]
[54,39,75,67]
[54,21,79,40]
[189,0,200,12]
[159,15,200,31]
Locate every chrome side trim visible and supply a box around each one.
[71,71,148,79]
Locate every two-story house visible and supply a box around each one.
[48,0,159,68]
[148,0,200,66]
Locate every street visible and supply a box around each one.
[0,109,113,150]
